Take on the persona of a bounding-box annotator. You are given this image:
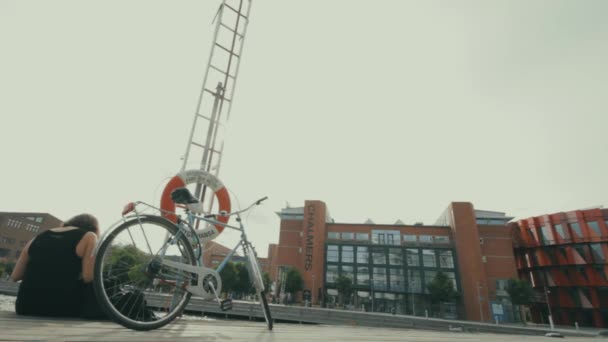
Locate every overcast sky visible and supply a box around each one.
[1,0,607,257]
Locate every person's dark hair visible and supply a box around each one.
[62,214,99,235]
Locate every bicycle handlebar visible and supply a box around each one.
[198,196,268,219]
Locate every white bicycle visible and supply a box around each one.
[92,184,272,331]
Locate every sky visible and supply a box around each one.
[1,0,607,257]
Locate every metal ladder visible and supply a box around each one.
[181,0,253,207]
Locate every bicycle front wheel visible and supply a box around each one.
[245,249,273,330]
[93,215,197,331]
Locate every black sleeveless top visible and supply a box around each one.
[15,228,88,317]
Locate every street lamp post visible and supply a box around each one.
[544,286,554,330]
[408,279,416,316]
[370,280,375,312]
[477,282,484,322]
[312,274,316,306]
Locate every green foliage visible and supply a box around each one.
[262,272,271,292]
[219,261,238,294]
[426,271,459,304]
[506,278,535,305]
[0,262,15,278]
[234,263,254,295]
[336,275,353,305]
[106,245,149,284]
[285,267,304,294]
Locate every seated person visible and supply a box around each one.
[11,214,100,317]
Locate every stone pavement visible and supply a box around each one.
[0,311,596,342]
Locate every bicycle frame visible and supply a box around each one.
[96,199,266,300]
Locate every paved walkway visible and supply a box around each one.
[0,311,596,342]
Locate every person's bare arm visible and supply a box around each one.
[11,239,33,281]
[76,232,98,283]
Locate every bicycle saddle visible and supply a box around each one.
[171,188,199,204]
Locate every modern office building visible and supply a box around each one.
[266,200,519,322]
[0,212,63,262]
[511,207,608,328]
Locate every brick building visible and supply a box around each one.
[266,200,519,322]
[0,212,63,262]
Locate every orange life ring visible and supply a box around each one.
[160,170,231,236]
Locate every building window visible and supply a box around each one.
[495,279,509,297]
[327,232,340,239]
[422,249,436,268]
[342,232,355,240]
[389,268,405,291]
[439,250,454,268]
[372,267,387,290]
[327,245,339,262]
[407,270,422,293]
[570,223,583,238]
[445,272,458,290]
[540,226,554,244]
[389,248,402,266]
[588,221,601,236]
[406,248,420,267]
[419,235,433,243]
[424,271,437,292]
[326,265,338,283]
[357,267,370,285]
[341,246,354,263]
[590,244,605,263]
[554,224,568,240]
[403,234,417,243]
[357,246,369,264]
[372,230,400,245]
[372,249,386,265]
[341,265,354,279]
[434,236,450,244]
[356,233,369,241]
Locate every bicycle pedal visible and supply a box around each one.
[220,299,233,311]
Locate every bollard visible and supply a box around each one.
[495,316,499,325]
[575,322,579,331]
[425,310,428,318]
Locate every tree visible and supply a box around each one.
[0,262,15,279]
[106,245,148,284]
[234,263,254,298]
[427,271,458,316]
[506,278,535,325]
[335,275,353,306]
[262,272,272,293]
[284,267,304,302]
[219,261,238,296]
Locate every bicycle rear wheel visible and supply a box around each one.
[93,215,197,331]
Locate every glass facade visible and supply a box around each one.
[327,245,339,262]
[406,249,420,266]
[325,242,458,316]
[342,246,354,263]
[571,223,583,238]
[588,221,601,236]
[439,250,455,268]
[357,246,369,264]
[554,224,568,240]
[372,230,400,245]
[422,249,436,267]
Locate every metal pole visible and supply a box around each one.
[312,274,316,305]
[477,282,484,322]
[544,286,554,330]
